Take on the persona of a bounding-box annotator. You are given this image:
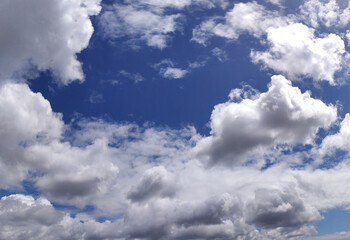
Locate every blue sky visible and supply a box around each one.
[2,0,350,239]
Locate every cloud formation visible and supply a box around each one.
[3,0,350,239]
[195,75,337,165]
[0,0,101,84]
[251,23,345,84]
[98,2,182,49]
[192,1,291,45]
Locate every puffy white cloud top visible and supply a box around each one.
[0,0,101,84]
[195,75,337,165]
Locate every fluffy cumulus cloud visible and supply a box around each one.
[300,0,350,28]
[251,23,345,84]
[0,194,124,240]
[0,83,120,207]
[127,166,178,202]
[2,83,350,239]
[0,0,101,84]
[245,188,321,230]
[195,75,337,165]
[192,1,291,45]
[192,1,350,84]
[4,0,350,239]
[0,83,63,187]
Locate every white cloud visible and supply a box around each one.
[98,0,232,49]
[4,0,350,239]
[0,0,101,84]
[0,194,124,240]
[154,59,189,79]
[119,70,144,84]
[162,67,188,79]
[0,83,63,187]
[140,0,192,9]
[127,166,178,202]
[265,0,285,6]
[2,84,350,239]
[194,75,337,166]
[300,0,350,28]
[0,83,119,207]
[320,113,350,155]
[211,47,229,62]
[192,1,291,45]
[99,3,182,49]
[245,187,321,229]
[251,23,345,84]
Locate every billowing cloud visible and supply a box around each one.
[194,75,337,165]
[245,188,321,229]
[0,0,101,84]
[3,0,350,238]
[300,0,350,28]
[0,83,63,187]
[0,194,123,240]
[251,23,345,84]
[0,83,119,207]
[127,166,178,202]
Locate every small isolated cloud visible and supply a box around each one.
[188,59,208,69]
[251,23,345,84]
[89,91,104,104]
[265,0,285,6]
[162,67,188,79]
[194,75,337,166]
[105,70,144,85]
[211,47,229,62]
[0,0,101,85]
[155,59,188,79]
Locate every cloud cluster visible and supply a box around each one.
[251,23,345,84]
[0,0,101,84]
[192,1,349,84]
[195,75,337,165]
[3,0,350,239]
[2,83,350,239]
[191,1,291,45]
[98,0,230,49]
[300,0,350,28]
